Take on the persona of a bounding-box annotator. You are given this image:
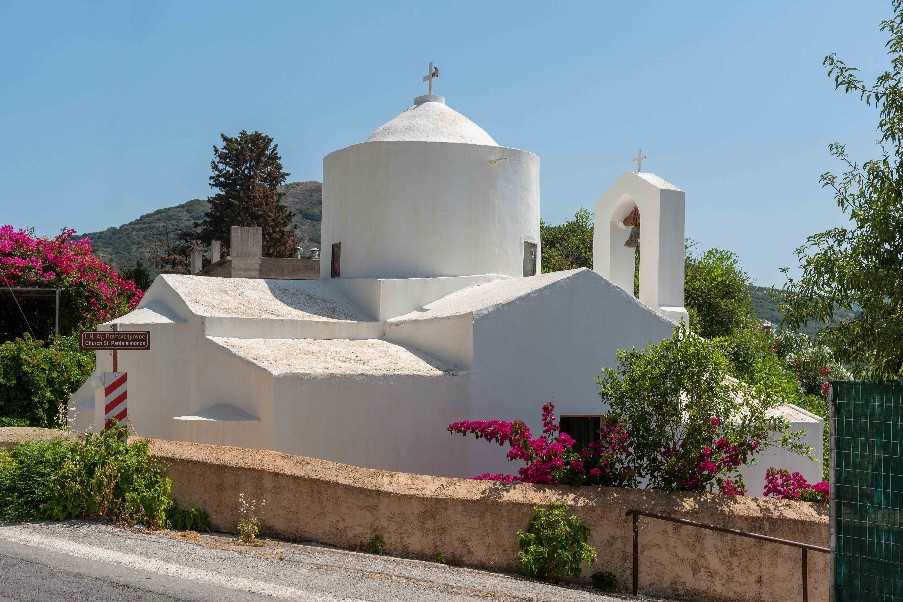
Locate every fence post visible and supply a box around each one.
[802,547,808,602]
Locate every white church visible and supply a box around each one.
[70,80,822,493]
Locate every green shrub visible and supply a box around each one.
[366,534,385,555]
[517,504,596,581]
[685,247,756,339]
[0,424,172,526]
[591,571,618,591]
[0,334,94,428]
[0,416,29,427]
[598,326,806,493]
[166,504,211,532]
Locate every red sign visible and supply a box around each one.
[80,331,150,351]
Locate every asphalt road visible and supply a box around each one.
[0,521,669,602]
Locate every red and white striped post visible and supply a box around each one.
[103,371,127,426]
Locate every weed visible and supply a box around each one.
[167,504,210,532]
[365,534,385,555]
[237,492,265,544]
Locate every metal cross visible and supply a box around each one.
[632,149,647,173]
[422,62,440,95]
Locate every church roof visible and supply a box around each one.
[388,269,586,322]
[209,337,452,377]
[159,275,365,321]
[365,96,498,146]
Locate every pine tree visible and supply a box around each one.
[197,131,297,257]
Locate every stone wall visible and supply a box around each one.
[200,258,319,280]
[149,438,830,602]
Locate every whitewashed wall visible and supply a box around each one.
[322,141,540,280]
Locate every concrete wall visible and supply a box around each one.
[269,373,472,476]
[149,438,830,602]
[322,141,540,279]
[333,275,503,321]
[203,258,319,280]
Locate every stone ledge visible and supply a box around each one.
[0,427,78,449]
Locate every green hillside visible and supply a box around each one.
[749,284,857,336]
[81,181,322,271]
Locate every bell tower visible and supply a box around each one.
[592,172,688,323]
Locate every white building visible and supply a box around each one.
[69,91,821,493]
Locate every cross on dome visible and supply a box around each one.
[422,62,440,95]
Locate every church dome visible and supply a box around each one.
[365,96,499,146]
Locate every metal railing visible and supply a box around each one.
[625,509,830,602]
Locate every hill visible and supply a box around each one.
[82,181,322,270]
[749,284,857,337]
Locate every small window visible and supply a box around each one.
[523,241,537,276]
[559,416,602,451]
[331,242,341,278]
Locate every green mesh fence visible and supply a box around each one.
[832,381,903,601]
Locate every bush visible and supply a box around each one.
[772,330,852,396]
[591,571,618,591]
[0,424,172,526]
[517,504,596,581]
[0,225,143,339]
[598,325,805,493]
[0,416,28,427]
[167,504,210,532]
[685,247,756,339]
[0,334,94,427]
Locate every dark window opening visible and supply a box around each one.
[331,242,341,278]
[523,241,537,276]
[559,416,602,451]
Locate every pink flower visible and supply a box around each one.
[698,460,717,474]
[709,417,722,427]
[719,479,745,496]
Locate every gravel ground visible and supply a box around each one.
[0,521,675,602]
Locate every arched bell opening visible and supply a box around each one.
[607,200,641,297]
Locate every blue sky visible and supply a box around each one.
[0,1,892,285]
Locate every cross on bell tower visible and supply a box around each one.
[632,149,647,173]
[422,62,440,95]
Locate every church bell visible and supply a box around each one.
[624,225,640,248]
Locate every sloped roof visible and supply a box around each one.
[366,97,498,146]
[636,172,681,191]
[160,275,365,321]
[388,269,585,322]
[107,303,181,324]
[210,337,451,377]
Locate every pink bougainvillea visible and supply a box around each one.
[0,226,142,327]
[653,414,761,496]
[763,468,829,503]
[448,402,635,487]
